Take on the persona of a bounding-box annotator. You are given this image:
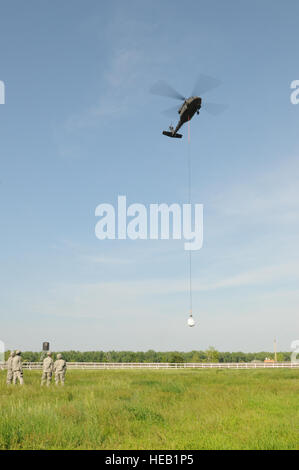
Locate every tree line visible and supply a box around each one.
[4,348,291,363]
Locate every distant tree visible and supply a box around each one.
[276,353,285,362]
[7,349,291,363]
[205,347,219,363]
[219,352,233,363]
[144,350,157,363]
[191,351,201,362]
[169,353,185,363]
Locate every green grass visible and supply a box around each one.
[0,369,298,450]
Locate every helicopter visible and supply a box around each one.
[150,74,227,138]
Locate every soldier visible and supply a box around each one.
[12,350,24,385]
[54,353,67,385]
[6,351,15,385]
[41,351,54,386]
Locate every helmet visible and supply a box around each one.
[47,352,52,356]
[57,353,62,359]
[15,350,21,355]
[10,351,15,357]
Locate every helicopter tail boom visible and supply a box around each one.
[162,131,182,138]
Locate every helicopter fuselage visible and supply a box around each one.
[173,96,202,135]
[162,96,202,138]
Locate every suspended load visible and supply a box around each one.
[187,314,195,327]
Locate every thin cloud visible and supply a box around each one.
[84,255,132,264]
[212,156,299,222]
[31,259,299,320]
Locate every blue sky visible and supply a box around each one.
[1,0,299,352]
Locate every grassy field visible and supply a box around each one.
[0,369,298,450]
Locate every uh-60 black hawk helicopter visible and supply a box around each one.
[150,74,227,138]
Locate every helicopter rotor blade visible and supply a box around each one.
[192,74,222,96]
[161,104,180,118]
[202,101,228,116]
[150,80,185,101]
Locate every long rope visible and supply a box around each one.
[188,118,192,316]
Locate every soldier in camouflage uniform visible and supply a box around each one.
[54,353,67,385]
[41,352,54,386]
[6,351,15,385]
[12,350,24,385]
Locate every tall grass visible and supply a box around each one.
[0,369,298,450]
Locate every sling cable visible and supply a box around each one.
[187,117,195,327]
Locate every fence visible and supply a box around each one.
[1,361,297,370]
